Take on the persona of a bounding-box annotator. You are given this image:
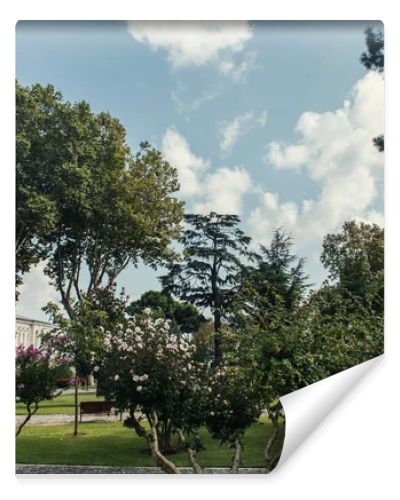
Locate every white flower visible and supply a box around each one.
[136,342,143,349]
[93,366,100,372]
[144,308,151,315]
[137,385,143,392]
[179,341,189,351]
[140,374,149,381]
[132,375,140,382]
[114,374,120,381]
[135,326,142,333]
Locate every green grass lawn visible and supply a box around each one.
[16,391,104,415]
[16,418,284,468]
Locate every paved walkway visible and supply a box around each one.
[16,412,128,426]
[16,464,267,474]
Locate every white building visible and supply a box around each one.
[16,315,54,348]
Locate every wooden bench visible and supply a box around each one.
[79,401,120,422]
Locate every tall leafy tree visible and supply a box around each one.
[160,212,253,365]
[320,221,384,314]
[16,81,69,291]
[16,81,184,317]
[44,133,183,319]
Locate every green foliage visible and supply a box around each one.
[373,134,384,152]
[241,229,309,314]
[360,27,384,72]
[127,290,206,334]
[321,221,384,314]
[43,297,109,377]
[307,286,384,376]
[16,81,65,291]
[192,321,214,363]
[229,221,383,407]
[205,366,262,446]
[359,27,384,152]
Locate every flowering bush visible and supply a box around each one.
[16,343,72,436]
[96,308,209,472]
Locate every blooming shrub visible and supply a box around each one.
[16,343,72,436]
[96,308,209,472]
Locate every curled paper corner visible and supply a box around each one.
[272,355,383,473]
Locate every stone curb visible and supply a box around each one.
[16,464,268,474]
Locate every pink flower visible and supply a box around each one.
[139,374,149,381]
[132,375,140,382]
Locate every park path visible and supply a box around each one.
[16,412,128,426]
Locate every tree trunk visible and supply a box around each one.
[176,429,203,473]
[156,418,174,454]
[213,307,222,366]
[147,411,181,474]
[264,411,281,472]
[230,439,242,473]
[16,401,38,437]
[73,372,79,436]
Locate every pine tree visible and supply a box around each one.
[160,212,253,365]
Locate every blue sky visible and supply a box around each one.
[16,21,384,320]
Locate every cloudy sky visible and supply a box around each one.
[16,20,384,320]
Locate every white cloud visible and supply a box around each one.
[257,110,268,127]
[162,128,209,197]
[16,262,59,321]
[251,71,384,248]
[171,81,222,117]
[267,142,310,170]
[219,110,268,153]
[193,167,252,215]
[126,21,254,80]
[354,210,384,227]
[161,128,251,215]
